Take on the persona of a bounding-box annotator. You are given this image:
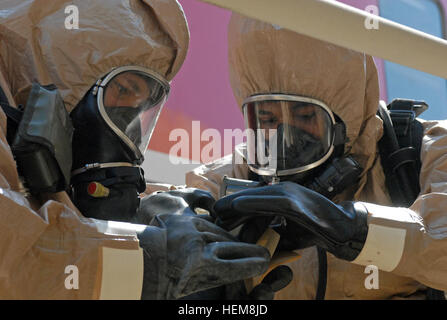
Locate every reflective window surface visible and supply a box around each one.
[379,0,447,120]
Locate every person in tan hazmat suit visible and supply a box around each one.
[186,14,447,300]
[0,2,274,299]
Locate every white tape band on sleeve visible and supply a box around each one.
[99,246,144,300]
[93,220,147,236]
[92,220,145,299]
[352,224,406,272]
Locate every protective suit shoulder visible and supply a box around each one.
[419,120,447,194]
[0,73,22,192]
[0,106,144,299]
[186,148,249,199]
[352,119,447,292]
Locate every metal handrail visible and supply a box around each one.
[200,0,447,79]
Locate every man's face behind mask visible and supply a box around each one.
[103,72,154,149]
[104,72,152,108]
[69,66,170,221]
[243,95,336,177]
[255,101,328,140]
[101,69,168,161]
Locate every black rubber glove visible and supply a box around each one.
[136,206,270,299]
[214,181,369,261]
[132,188,216,225]
[225,265,293,300]
[181,264,293,300]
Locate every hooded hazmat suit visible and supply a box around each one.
[0,3,270,299]
[186,14,447,299]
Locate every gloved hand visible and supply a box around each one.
[225,265,293,300]
[180,265,293,300]
[136,203,270,299]
[236,216,316,252]
[214,181,369,261]
[133,187,216,225]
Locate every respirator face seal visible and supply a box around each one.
[69,66,170,221]
[96,66,169,164]
[242,94,345,177]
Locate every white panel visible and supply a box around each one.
[142,150,201,185]
[100,247,144,300]
[353,224,406,272]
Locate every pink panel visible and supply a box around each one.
[165,0,242,130]
[341,0,377,9]
[149,0,241,161]
[338,0,387,102]
[150,0,408,158]
[440,0,447,26]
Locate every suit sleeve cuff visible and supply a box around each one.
[352,203,416,272]
[93,220,146,299]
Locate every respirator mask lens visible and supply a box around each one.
[243,95,336,176]
[100,69,169,160]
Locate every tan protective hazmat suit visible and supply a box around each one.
[0,0,188,299]
[186,14,447,299]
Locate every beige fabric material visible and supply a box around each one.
[98,246,144,300]
[0,0,189,111]
[186,14,447,299]
[201,0,447,79]
[0,133,142,298]
[0,69,15,107]
[228,13,385,194]
[0,0,189,299]
[0,81,143,297]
